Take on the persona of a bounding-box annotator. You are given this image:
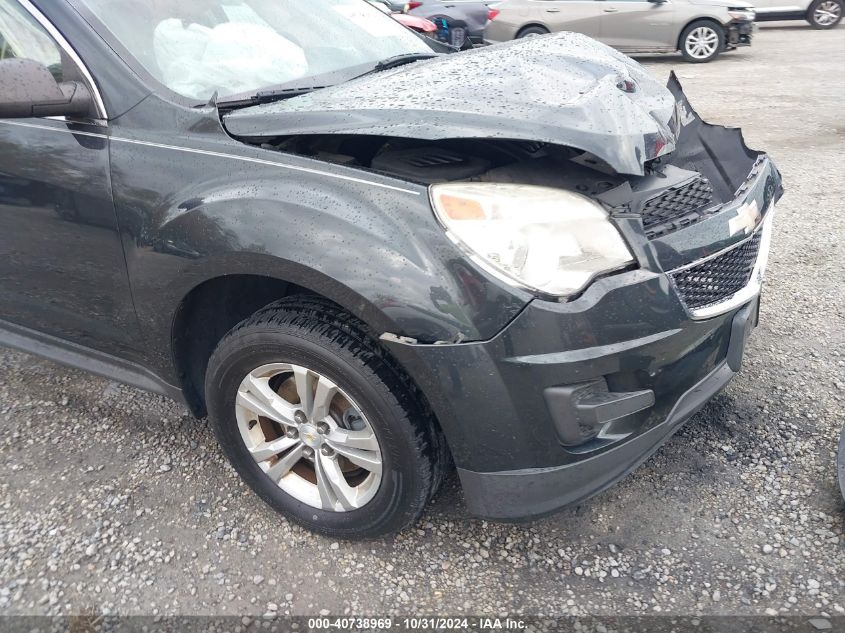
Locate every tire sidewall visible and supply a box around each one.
[206,328,424,537]
[681,21,724,63]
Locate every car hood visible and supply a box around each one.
[223,33,679,176]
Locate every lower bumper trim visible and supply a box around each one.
[458,359,736,521]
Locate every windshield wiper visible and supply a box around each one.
[348,53,440,82]
[217,86,325,109]
[373,52,440,71]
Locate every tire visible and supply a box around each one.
[679,20,724,63]
[205,295,447,539]
[517,25,550,38]
[807,0,843,28]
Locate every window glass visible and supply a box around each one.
[78,0,434,101]
[0,0,63,81]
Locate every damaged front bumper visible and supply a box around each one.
[384,267,766,520]
[381,79,783,521]
[727,20,754,48]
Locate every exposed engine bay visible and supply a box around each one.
[231,75,776,247]
[255,132,716,207]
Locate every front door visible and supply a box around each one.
[530,0,602,38]
[0,0,141,355]
[598,0,676,51]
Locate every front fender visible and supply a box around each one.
[109,100,529,377]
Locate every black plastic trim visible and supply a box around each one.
[0,318,185,404]
[727,300,759,371]
[544,379,655,447]
[458,358,738,521]
[754,10,807,20]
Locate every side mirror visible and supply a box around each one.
[0,58,94,119]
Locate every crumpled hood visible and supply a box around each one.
[223,33,679,176]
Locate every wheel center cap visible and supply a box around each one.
[299,424,321,448]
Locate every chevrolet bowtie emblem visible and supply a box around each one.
[728,200,761,237]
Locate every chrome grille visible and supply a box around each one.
[670,231,763,311]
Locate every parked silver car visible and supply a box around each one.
[484,0,756,63]
[406,0,497,44]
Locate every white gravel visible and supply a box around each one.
[0,23,843,617]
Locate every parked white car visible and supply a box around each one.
[754,0,842,28]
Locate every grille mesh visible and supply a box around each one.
[640,178,715,239]
[670,231,763,311]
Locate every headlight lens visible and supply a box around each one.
[430,183,635,297]
[728,8,755,20]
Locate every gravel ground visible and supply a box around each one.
[1,23,843,619]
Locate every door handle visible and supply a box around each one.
[603,7,619,11]
[546,7,560,11]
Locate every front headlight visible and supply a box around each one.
[430,183,635,298]
[728,7,755,20]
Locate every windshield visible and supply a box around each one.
[78,0,433,101]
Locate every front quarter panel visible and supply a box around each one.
[679,3,733,31]
[107,98,530,377]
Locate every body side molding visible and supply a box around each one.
[0,318,186,404]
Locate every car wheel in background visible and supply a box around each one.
[807,0,843,28]
[516,25,550,38]
[680,21,725,63]
[205,296,447,538]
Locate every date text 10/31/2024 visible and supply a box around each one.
[307,617,527,630]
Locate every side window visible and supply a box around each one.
[0,0,64,82]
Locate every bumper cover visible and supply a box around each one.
[459,298,758,520]
[727,21,754,47]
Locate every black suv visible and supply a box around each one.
[0,0,781,537]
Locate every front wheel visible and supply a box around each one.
[807,0,843,28]
[680,21,724,63]
[205,296,446,538]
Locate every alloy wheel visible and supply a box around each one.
[814,0,841,25]
[685,26,720,60]
[235,363,383,512]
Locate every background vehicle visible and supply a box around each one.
[754,0,842,28]
[485,0,755,62]
[405,0,498,45]
[368,0,438,33]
